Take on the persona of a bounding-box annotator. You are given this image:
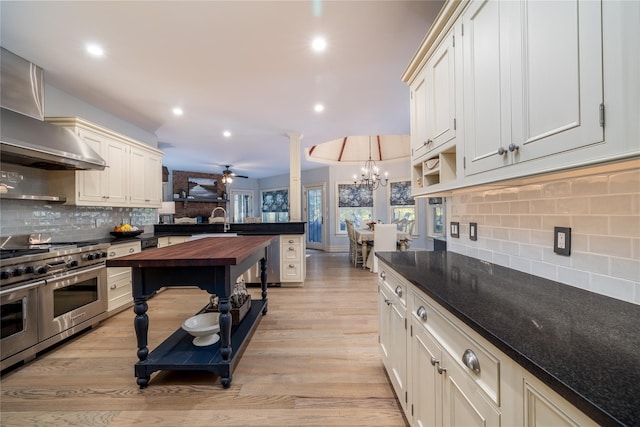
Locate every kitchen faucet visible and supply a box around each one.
[211,207,230,232]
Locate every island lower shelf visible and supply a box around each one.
[135,299,266,385]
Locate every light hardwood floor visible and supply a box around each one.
[0,251,407,427]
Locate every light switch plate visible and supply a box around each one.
[554,226,571,256]
[450,222,459,238]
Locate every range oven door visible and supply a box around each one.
[1,280,42,361]
[38,265,107,341]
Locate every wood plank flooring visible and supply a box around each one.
[0,251,407,426]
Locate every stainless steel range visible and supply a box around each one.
[1,237,109,370]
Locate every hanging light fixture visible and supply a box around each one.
[221,174,233,185]
[353,136,388,190]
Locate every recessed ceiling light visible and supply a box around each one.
[311,37,327,52]
[86,43,104,57]
[223,130,231,138]
[172,107,184,116]
[314,103,325,113]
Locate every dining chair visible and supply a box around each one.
[369,224,398,273]
[345,220,364,267]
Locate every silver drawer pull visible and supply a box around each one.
[110,284,117,289]
[437,365,447,375]
[129,248,135,253]
[288,240,294,243]
[109,251,116,257]
[417,306,427,321]
[462,349,481,373]
[380,271,386,280]
[394,285,402,297]
[430,357,439,366]
[289,264,295,268]
[289,247,295,251]
[385,299,392,306]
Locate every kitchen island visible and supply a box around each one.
[106,235,274,388]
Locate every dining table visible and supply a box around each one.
[354,228,412,269]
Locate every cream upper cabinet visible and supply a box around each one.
[130,144,163,207]
[462,0,604,176]
[46,117,163,208]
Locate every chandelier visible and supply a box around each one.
[353,136,388,190]
[221,174,233,185]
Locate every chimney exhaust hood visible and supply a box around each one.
[0,48,106,171]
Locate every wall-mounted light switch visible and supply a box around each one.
[450,222,459,238]
[470,222,477,241]
[554,226,571,256]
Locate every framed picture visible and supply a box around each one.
[187,177,218,201]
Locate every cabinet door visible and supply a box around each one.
[411,71,430,161]
[442,351,501,427]
[511,0,603,163]
[103,137,128,205]
[425,28,457,154]
[75,128,110,204]
[411,321,443,427]
[462,0,512,176]
[130,146,162,207]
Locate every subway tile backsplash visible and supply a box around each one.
[0,200,156,242]
[448,168,640,305]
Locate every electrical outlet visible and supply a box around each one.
[469,222,477,241]
[554,226,571,256]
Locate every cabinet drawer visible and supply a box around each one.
[108,276,132,311]
[108,241,141,258]
[107,267,130,282]
[411,291,501,406]
[281,242,302,261]
[378,263,407,307]
[281,262,303,282]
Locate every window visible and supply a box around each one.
[389,180,416,235]
[261,188,289,223]
[336,183,374,234]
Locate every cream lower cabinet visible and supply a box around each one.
[379,260,598,427]
[106,240,141,315]
[378,268,408,416]
[46,117,163,208]
[280,234,305,285]
[157,235,189,248]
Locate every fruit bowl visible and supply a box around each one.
[110,230,143,238]
[181,312,220,346]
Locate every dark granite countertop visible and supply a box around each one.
[376,251,640,427]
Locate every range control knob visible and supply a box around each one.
[100,251,108,258]
[0,271,10,280]
[12,267,25,277]
[24,266,34,274]
[83,253,95,261]
[35,265,50,275]
[67,260,79,268]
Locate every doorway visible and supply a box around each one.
[231,190,253,223]
[304,184,324,250]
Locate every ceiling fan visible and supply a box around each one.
[221,165,248,184]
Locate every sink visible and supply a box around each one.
[187,233,237,241]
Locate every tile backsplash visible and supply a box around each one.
[0,200,157,242]
[448,167,640,305]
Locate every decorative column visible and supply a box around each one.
[287,132,303,222]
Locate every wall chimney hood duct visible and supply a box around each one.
[0,48,106,171]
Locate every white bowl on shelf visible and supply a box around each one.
[181,312,220,346]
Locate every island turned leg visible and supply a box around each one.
[133,297,150,388]
[218,296,233,388]
[260,257,268,314]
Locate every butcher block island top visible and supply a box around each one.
[106,235,275,389]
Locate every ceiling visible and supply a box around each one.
[0,1,443,179]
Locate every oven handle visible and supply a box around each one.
[0,279,46,296]
[45,264,105,282]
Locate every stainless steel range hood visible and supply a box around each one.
[0,48,106,171]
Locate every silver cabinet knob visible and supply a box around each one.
[394,285,403,297]
[437,365,447,374]
[289,247,295,251]
[129,248,135,253]
[462,349,481,373]
[289,264,295,268]
[508,143,519,152]
[288,239,294,243]
[497,147,507,156]
[380,271,386,280]
[110,284,117,289]
[417,306,427,321]
[385,299,392,306]
[430,357,439,366]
